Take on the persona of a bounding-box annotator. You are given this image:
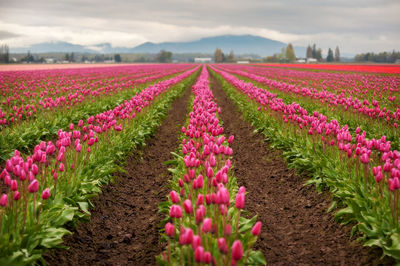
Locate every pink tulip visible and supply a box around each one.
[165,222,174,237]
[231,240,243,261]
[0,194,8,207]
[42,188,51,200]
[192,235,202,250]
[169,190,180,203]
[218,238,228,254]
[251,221,262,236]
[202,218,212,233]
[235,192,245,209]
[28,179,39,193]
[13,191,21,201]
[194,246,204,262]
[183,199,193,214]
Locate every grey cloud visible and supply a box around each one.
[0,30,19,39]
[0,0,399,53]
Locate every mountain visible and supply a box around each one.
[130,35,288,56]
[10,35,308,57]
[11,41,95,53]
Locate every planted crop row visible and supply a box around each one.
[0,66,195,161]
[219,64,400,129]
[217,65,400,152]
[0,67,200,265]
[158,66,265,265]
[0,64,192,128]
[210,66,400,261]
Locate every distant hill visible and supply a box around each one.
[11,35,307,57]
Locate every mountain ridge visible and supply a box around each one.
[11,34,307,57]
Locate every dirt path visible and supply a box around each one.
[44,86,192,265]
[210,73,394,265]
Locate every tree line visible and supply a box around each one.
[354,50,400,63]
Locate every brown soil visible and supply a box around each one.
[210,73,395,266]
[43,85,192,265]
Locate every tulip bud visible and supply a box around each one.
[192,235,202,250]
[42,188,51,200]
[218,238,228,254]
[13,191,21,201]
[235,192,245,209]
[201,218,212,233]
[194,246,204,263]
[170,190,180,203]
[11,179,18,191]
[231,240,243,261]
[28,179,39,193]
[59,163,65,172]
[251,221,262,236]
[0,194,8,207]
[225,224,232,236]
[165,222,174,237]
[184,199,193,214]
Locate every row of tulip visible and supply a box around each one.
[0,67,200,264]
[0,64,193,128]
[218,65,400,131]
[0,66,196,161]
[217,65,400,151]
[210,66,400,261]
[225,64,400,111]
[158,66,265,265]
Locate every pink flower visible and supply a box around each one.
[42,188,51,200]
[194,246,204,262]
[59,163,65,172]
[251,221,262,236]
[231,240,243,261]
[165,222,174,237]
[183,199,193,214]
[201,218,212,233]
[28,179,39,193]
[235,192,245,209]
[10,179,18,191]
[169,190,180,203]
[203,252,212,264]
[218,238,228,254]
[225,224,232,236]
[192,235,202,250]
[0,194,8,207]
[13,191,21,201]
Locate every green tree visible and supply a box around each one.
[312,43,317,58]
[285,43,296,62]
[316,48,322,61]
[63,53,70,61]
[156,50,172,63]
[334,46,340,62]
[214,48,224,63]
[0,44,10,63]
[226,50,235,62]
[326,48,334,62]
[306,44,313,58]
[114,54,122,63]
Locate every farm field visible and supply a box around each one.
[1,63,400,265]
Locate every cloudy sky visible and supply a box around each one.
[0,0,399,54]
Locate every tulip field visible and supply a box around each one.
[1,63,400,265]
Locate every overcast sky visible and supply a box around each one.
[0,0,399,54]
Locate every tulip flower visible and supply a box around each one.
[0,194,8,207]
[251,221,262,236]
[41,188,51,200]
[231,240,243,261]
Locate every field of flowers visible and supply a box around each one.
[1,63,400,265]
